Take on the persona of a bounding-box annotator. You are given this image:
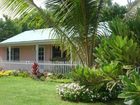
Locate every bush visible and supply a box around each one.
[118,70,140,105]
[58,63,124,103]
[72,66,105,88]
[101,62,124,91]
[72,63,122,89]
[0,70,14,77]
[47,73,73,83]
[40,76,46,81]
[31,62,40,77]
[95,36,140,67]
[49,79,72,83]
[18,71,30,77]
[57,83,122,102]
[12,70,30,78]
[49,73,72,80]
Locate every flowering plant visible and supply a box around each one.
[57,83,121,102]
[0,70,14,77]
[32,62,39,75]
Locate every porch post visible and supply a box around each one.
[35,44,39,63]
[51,45,53,60]
[8,46,11,62]
[70,47,73,65]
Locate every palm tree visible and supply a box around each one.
[126,0,140,18]
[0,0,111,67]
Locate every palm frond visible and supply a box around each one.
[126,0,140,18]
[0,0,36,19]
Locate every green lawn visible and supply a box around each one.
[0,77,124,105]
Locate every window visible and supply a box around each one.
[12,48,20,61]
[7,48,20,61]
[52,46,67,61]
[38,47,44,61]
[52,46,61,58]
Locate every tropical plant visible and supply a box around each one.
[72,66,105,88]
[108,8,140,45]
[126,8,140,44]
[119,70,140,105]
[95,36,140,67]
[108,18,132,38]
[58,62,123,102]
[72,62,123,90]
[101,61,123,92]
[31,62,44,79]
[102,62,122,79]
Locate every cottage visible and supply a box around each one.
[0,28,74,73]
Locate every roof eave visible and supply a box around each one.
[0,39,56,47]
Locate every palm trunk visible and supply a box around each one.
[81,0,90,66]
[89,0,104,67]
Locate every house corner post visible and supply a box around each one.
[8,46,11,62]
[35,44,39,63]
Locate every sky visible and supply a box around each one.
[34,0,130,7]
[34,0,130,8]
[0,0,132,19]
[113,0,128,6]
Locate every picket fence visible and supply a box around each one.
[0,60,78,74]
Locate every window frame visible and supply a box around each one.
[38,46,45,61]
[52,46,67,61]
[7,48,20,61]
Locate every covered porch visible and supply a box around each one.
[0,29,75,73]
[0,44,74,73]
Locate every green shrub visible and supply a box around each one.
[72,63,122,90]
[18,71,30,78]
[101,62,124,91]
[57,62,125,103]
[102,61,123,78]
[40,76,46,81]
[49,78,72,83]
[72,66,105,88]
[118,70,140,105]
[95,36,140,67]
[49,73,72,79]
[12,70,30,78]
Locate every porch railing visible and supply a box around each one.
[0,60,78,74]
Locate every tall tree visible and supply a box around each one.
[0,12,47,41]
[19,11,49,31]
[102,3,127,21]
[0,16,21,41]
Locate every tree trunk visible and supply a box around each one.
[88,0,104,67]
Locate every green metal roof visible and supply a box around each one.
[0,28,56,45]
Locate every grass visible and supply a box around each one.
[0,76,124,105]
